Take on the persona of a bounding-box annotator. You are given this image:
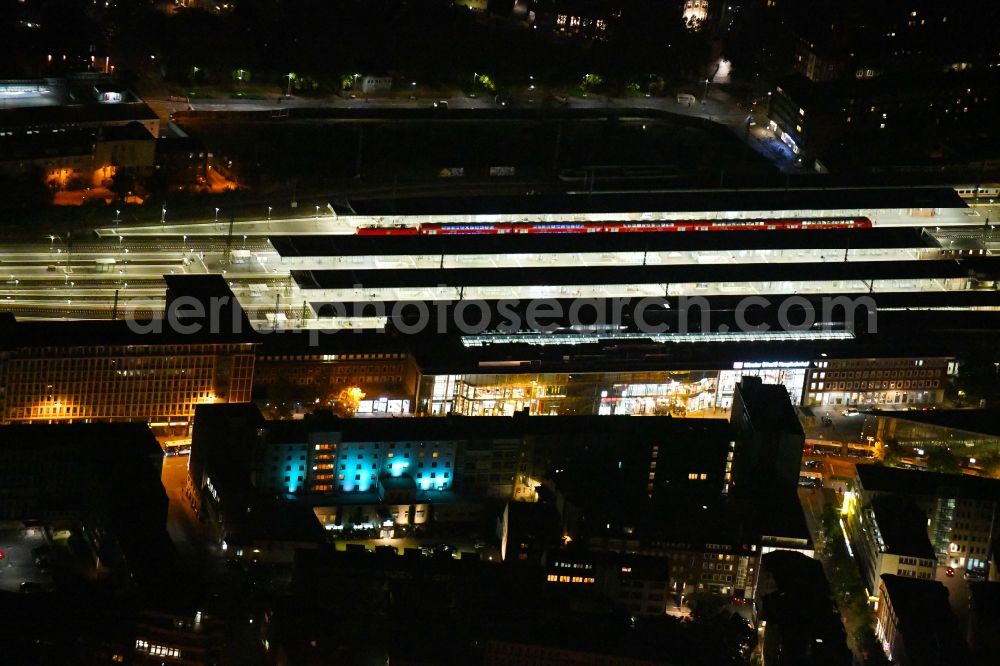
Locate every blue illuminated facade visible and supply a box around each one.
[260,442,310,494]
[258,431,459,497]
[334,440,456,493]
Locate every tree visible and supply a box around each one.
[978,452,1000,479]
[926,449,960,474]
[330,386,365,416]
[109,170,136,201]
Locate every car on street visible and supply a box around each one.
[964,570,985,581]
[946,567,955,577]
[841,408,859,416]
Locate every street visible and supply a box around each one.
[0,527,52,593]
[161,454,216,568]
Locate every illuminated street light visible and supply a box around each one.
[214,207,220,223]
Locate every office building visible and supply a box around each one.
[0,275,256,429]
[729,376,804,495]
[875,575,972,666]
[802,357,954,408]
[192,406,736,542]
[843,493,937,596]
[753,550,851,666]
[543,550,671,616]
[850,464,1000,575]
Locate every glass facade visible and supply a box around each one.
[418,363,810,417]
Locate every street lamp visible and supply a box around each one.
[267,206,272,222]
[214,207,220,223]
[161,204,167,224]
[284,72,294,96]
[114,208,121,233]
[702,79,710,102]
[315,205,320,220]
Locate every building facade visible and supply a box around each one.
[875,575,972,666]
[253,349,418,413]
[850,465,1000,576]
[802,357,955,408]
[843,493,937,597]
[0,340,254,426]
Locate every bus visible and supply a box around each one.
[163,439,191,457]
[798,470,824,487]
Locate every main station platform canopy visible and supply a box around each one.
[334,187,968,225]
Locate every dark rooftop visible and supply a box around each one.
[343,188,965,216]
[866,409,1000,439]
[261,408,734,445]
[736,376,804,435]
[298,255,1000,290]
[869,495,936,560]
[228,500,326,545]
[758,550,852,666]
[856,464,1000,502]
[99,121,155,141]
[0,101,158,131]
[879,575,973,666]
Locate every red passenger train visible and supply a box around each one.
[356,218,873,236]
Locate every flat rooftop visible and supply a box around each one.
[865,409,1000,439]
[342,187,966,216]
[0,77,155,132]
[262,410,734,444]
[271,227,932,257]
[870,495,936,561]
[737,378,803,435]
[880,575,973,666]
[857,464,1000,502]
[297,255,1000,289]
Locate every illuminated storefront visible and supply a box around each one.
[418,363,810,417]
